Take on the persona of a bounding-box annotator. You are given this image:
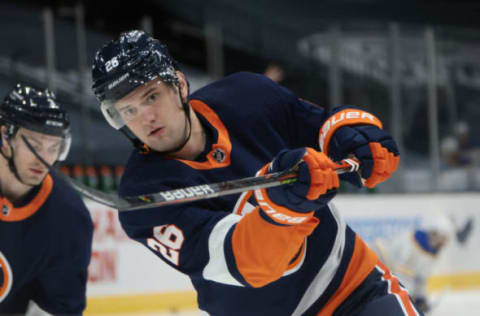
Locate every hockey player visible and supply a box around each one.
[0,84,93,315]
[373,215,474,314]
[91,30,421,316]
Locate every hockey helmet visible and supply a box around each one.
[421,214,454,238]
[92,30,180,130]
[0,83,71,161]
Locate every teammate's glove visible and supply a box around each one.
[254,148,339,224]
[413,296,431,313]
[456,217,474,244]
[319,107,400,188]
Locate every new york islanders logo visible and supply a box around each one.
[0,251,13,303]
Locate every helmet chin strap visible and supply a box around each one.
[21,135,56,170]
[156,95,192,156]
[17,135,57,185]
[0,141,29,187]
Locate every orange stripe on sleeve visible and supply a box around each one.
[377,261,420,316]
[0,254,11,300]
[318,234,378,316]
[234,190,253,215]
[232,207,319,288]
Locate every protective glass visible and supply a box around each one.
[20,129,72,164]
[101,99,155,130]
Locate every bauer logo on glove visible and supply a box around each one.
[320,107,400,188]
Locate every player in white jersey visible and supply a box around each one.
[373,214,473,313]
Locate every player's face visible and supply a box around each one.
[429,231,449,250]
[10,128,62,185]
[115,75,189,152]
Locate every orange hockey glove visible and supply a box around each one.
[319,107,400,188]
[254,148,339,225]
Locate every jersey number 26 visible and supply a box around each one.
[147,225,184,266]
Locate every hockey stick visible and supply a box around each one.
[60,158,360,212]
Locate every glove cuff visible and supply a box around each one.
[254,163,314,225]
[319,109,383,156]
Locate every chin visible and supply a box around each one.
[28,178,44,186]
[22,174,47,186]
[149,144,169,152]
[147,140,174,152]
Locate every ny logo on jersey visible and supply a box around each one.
[0,252,13,303]
[212,148,226,163]
[2,204,10,216]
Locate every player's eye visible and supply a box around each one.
[146,93,158,104]
[47,145,61,155]
[25,139,42,152]
[32,144,42,152]
[121,107,138,120]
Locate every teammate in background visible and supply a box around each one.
[263,61,286,84]
[91,30,420,316]
[440,121,476,167]
[0,84,93,315]
[373,215,474,314]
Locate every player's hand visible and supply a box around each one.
[413,296,431,313]
[320,108,400,188]
[457,217,474,244]
[254,148,339,216]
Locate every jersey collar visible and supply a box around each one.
[175,100,232,170]
[0,174,53,222]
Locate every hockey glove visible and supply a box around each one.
[254,148,339,224]
[319,107,400,188]
[456,217,474,244]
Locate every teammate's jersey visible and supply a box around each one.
[0,172,93,315]
[373,231,438,299]
[119,72,379,315]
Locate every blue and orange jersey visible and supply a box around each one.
[119,72,379,315]
[0,172,93,315]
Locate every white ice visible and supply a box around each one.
[430,289,480,316]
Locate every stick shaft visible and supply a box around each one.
[62,158,360,212]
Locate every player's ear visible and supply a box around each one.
[1,125,6,145]
[0,125,9,155]
[176,71,189,102]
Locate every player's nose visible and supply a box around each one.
[140,105,157,124]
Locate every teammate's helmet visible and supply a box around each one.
[0,83,72,161]
[92,30,179,129]
[421,214,454,238]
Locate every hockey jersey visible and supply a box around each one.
[373,231,441,299]
[119,72,379,316]
[0,172,93,315]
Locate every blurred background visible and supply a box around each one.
[1,0,479,193]
[1,0,479,315]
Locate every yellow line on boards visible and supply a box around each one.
[85,291,197,315]
[428,272,480,292]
